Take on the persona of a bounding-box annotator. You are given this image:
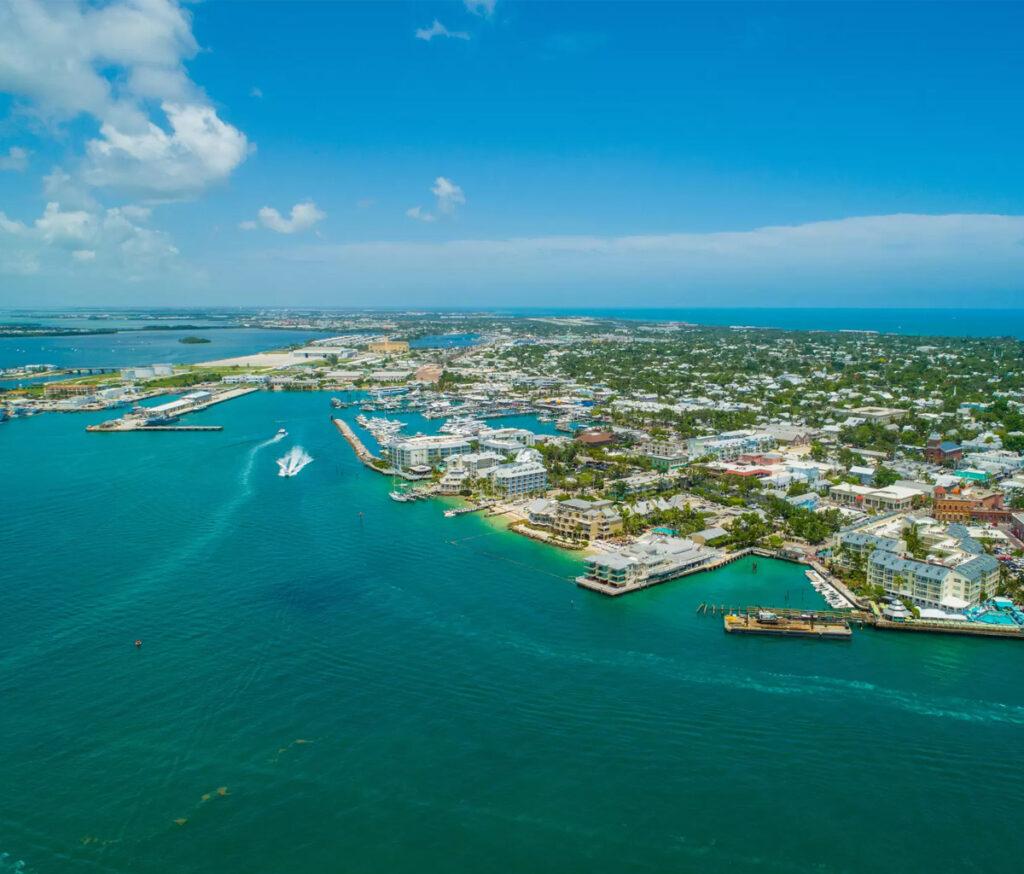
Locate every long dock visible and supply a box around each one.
[723,609,852,639]
[86,386,258,432]
[697,602,1023,641]
[132,425,223,431]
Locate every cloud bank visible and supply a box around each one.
[270,213,1024,305]
[0,0,248,198]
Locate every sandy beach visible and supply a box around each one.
[196,351,303,368]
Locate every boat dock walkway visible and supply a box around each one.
[697,602,1022,641]
[86,386,258,432]
[722,607,853,640]
[129,425,223,432]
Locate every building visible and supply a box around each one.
[222,374,270,384]
[437,467,471,494]
[637,439,688,471]
[574,428,616,446]
[450,451,504,473]
[552,498,623,543]
[43,382,95,398]
[1012,512,1024,541]
[867,550,999,612]
[387,434,470,469]
[829,483,919,512]
[579,533,717,590]
[368,340,410,354]
[932,487,1008,523]
[840,406,908,423]
[489,451,548,496]
[525,498,558,527]
[925,433,963,466]
[479,427,536,455]
[836,520,1000,611]
[687,430,775,461]
[849,465,876,485]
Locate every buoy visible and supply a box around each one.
[134,639,142,648]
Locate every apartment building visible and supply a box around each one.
[552,499,623,543]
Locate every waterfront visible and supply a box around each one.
[2,390,1024,873]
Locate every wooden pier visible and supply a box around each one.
[717,606,853,639]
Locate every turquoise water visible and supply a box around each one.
[0,328,330,370]
[3,391,1024,873]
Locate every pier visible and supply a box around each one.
[696,602,1023,641]
[722,607,853,639]
[86,386,258,431]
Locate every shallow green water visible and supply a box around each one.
[2,392,1023,874]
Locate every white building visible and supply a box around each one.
[488,448,547,496]
[387,435,470,469]
[829,483,919,512]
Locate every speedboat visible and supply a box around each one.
[276,427,287,438]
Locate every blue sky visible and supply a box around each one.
[1,0,1023,307]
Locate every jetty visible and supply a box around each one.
[330,417,432,481]
[696,601,1023,642]
[722,607,853,639]
[332,416,379,464]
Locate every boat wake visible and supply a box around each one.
[277,445,314,477]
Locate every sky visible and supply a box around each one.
[1,0,1023,309]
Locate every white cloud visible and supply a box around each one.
[271,214,1024,305]
[83,102,249,196]
[0,200,179,279]
[0,0,248,197]
[407,177,466,223]
[464,0,496,17]
[431,176,465,215]
[0,146,30,172]
[406,206,436,223]
[242,200,326,234]
[415,19,470,42]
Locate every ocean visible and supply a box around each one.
[2,391,1022,873]
[490,307,1024,338]
[0,328,330,371]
